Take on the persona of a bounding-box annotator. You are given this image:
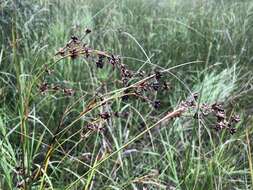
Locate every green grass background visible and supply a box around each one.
[0,0,253,189]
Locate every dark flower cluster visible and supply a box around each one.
[86,123,104,132]
[169,94,240,135]
[201,103,240,134]
[80,123,105,138]
[38,82,74,96]
[179,94,240,134]
[97,111,130,121]
[80,109,132,137]
[121,70,170,110]
[55,30,133,86]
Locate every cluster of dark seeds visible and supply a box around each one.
[38,82,74,96]
[96,54,105,68]
[97,111,130,120]
[99,112,110,120]
[153,100,161,109]
[81,110,132,138]
[202,103,240,134]
[81,110,131,136]
[120,70,171,109]
[86,123,104,132]
[53,31,173,110]
[55,29,133,86]
[164,94,240,135]
[38,82,49,94]
[180,93,199,108]
[80,123,105,138]
[178,94,240,134]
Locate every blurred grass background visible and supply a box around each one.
[0,0,253,189]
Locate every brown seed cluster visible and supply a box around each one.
[38,82,74,96]
[55,30,133,86]
[120,70,171,109]
[86,123,104,132]
[82,110,131,137]
[201,103,240,134]
[179,94,240,134]
[167,94,240,135]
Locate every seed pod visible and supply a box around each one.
[71,35,79,43]
[155,70,162,80]
[84,47,90,58]
[69,48,78,59]
[211,103,224,112]
[122,89,130,101]
[85,28,92,34]
[63,88,75,96]
[39,82,49,94]
[229,127,236,135]
[231,115,240,123]
[215,111,226,122]
[96,60,104,68]
[99,112,110,120]
[96,55,105,68]
[153,100,161,109]
[151,81,160,91]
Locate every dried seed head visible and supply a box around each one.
[96,55,105,68]
[155,70,162,80]
[39,82,49,94]
[71,35,79,43]
[122,78,129,87]
[86,123,104,133]
[85,28,92,34]
[122,89,131,101]
[211,103,224,112]
[87,124,98,130]
[99,112,110,120]
[96,60,104,68]
[215,111,226,122]
[63,88,75,96]
[153,100,161,109]
[151,81,160,91]
[83,47,90,58]
[231,114,240,123]
[69,48,78,59]
[229,127,237,135]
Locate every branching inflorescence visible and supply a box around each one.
[39,29,240,135]
[27,29,241,189]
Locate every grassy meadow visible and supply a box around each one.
[1,0,253,189]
